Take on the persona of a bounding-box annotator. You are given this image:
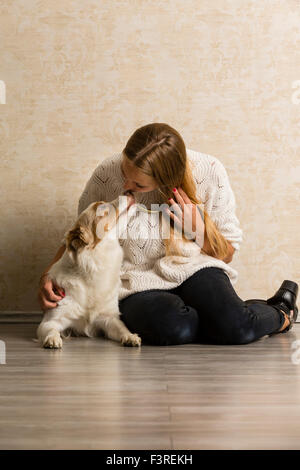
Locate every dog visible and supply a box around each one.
[36,193,141,349]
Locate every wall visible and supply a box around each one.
[0,0,299,311]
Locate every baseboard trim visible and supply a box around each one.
[0,312,43,323]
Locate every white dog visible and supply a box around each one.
[36,193,141,349]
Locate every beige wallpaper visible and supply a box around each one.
[0,0,299,312]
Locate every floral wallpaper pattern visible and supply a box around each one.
[0,0,299,311]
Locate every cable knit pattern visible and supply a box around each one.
[77,148,243,301]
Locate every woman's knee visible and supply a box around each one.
[207,308,257,345]
[161,311,199,345]
[218,325,256,345]
[119,290,199,346]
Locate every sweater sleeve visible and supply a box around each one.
[60,167,107,246]
[77,166,107,216]
[202,158,243,251]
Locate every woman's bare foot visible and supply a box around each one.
[278,309,294,332]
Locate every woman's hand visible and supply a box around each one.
[164,187,205,247]
[37,273,65,311]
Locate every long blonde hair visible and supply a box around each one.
[122,122,230,260]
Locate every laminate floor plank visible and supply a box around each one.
[0,324,300,449]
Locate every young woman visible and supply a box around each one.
[38,123,298,345]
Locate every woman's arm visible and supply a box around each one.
[37,244,66,310]
[77,156,116,216]
[195,225,235,263]
[199,229,235,263]
[194,156,243,259]
[206,159,243,252]
[39,244,66,280]
[166,188,236,263]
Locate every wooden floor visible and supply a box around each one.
[0,323,300,450]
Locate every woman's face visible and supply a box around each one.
[121,155,158,193]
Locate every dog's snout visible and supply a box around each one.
[123,190,135,210]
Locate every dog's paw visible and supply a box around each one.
[43,333,63,349]
[121,333,142,347]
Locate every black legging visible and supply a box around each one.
[119,267,285,345]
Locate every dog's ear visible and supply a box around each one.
[67,226,92,251]
[78,226,92,245]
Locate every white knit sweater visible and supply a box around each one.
[77,148,243,301]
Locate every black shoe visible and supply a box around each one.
[266,280,298,333]
[245,280,298,334]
